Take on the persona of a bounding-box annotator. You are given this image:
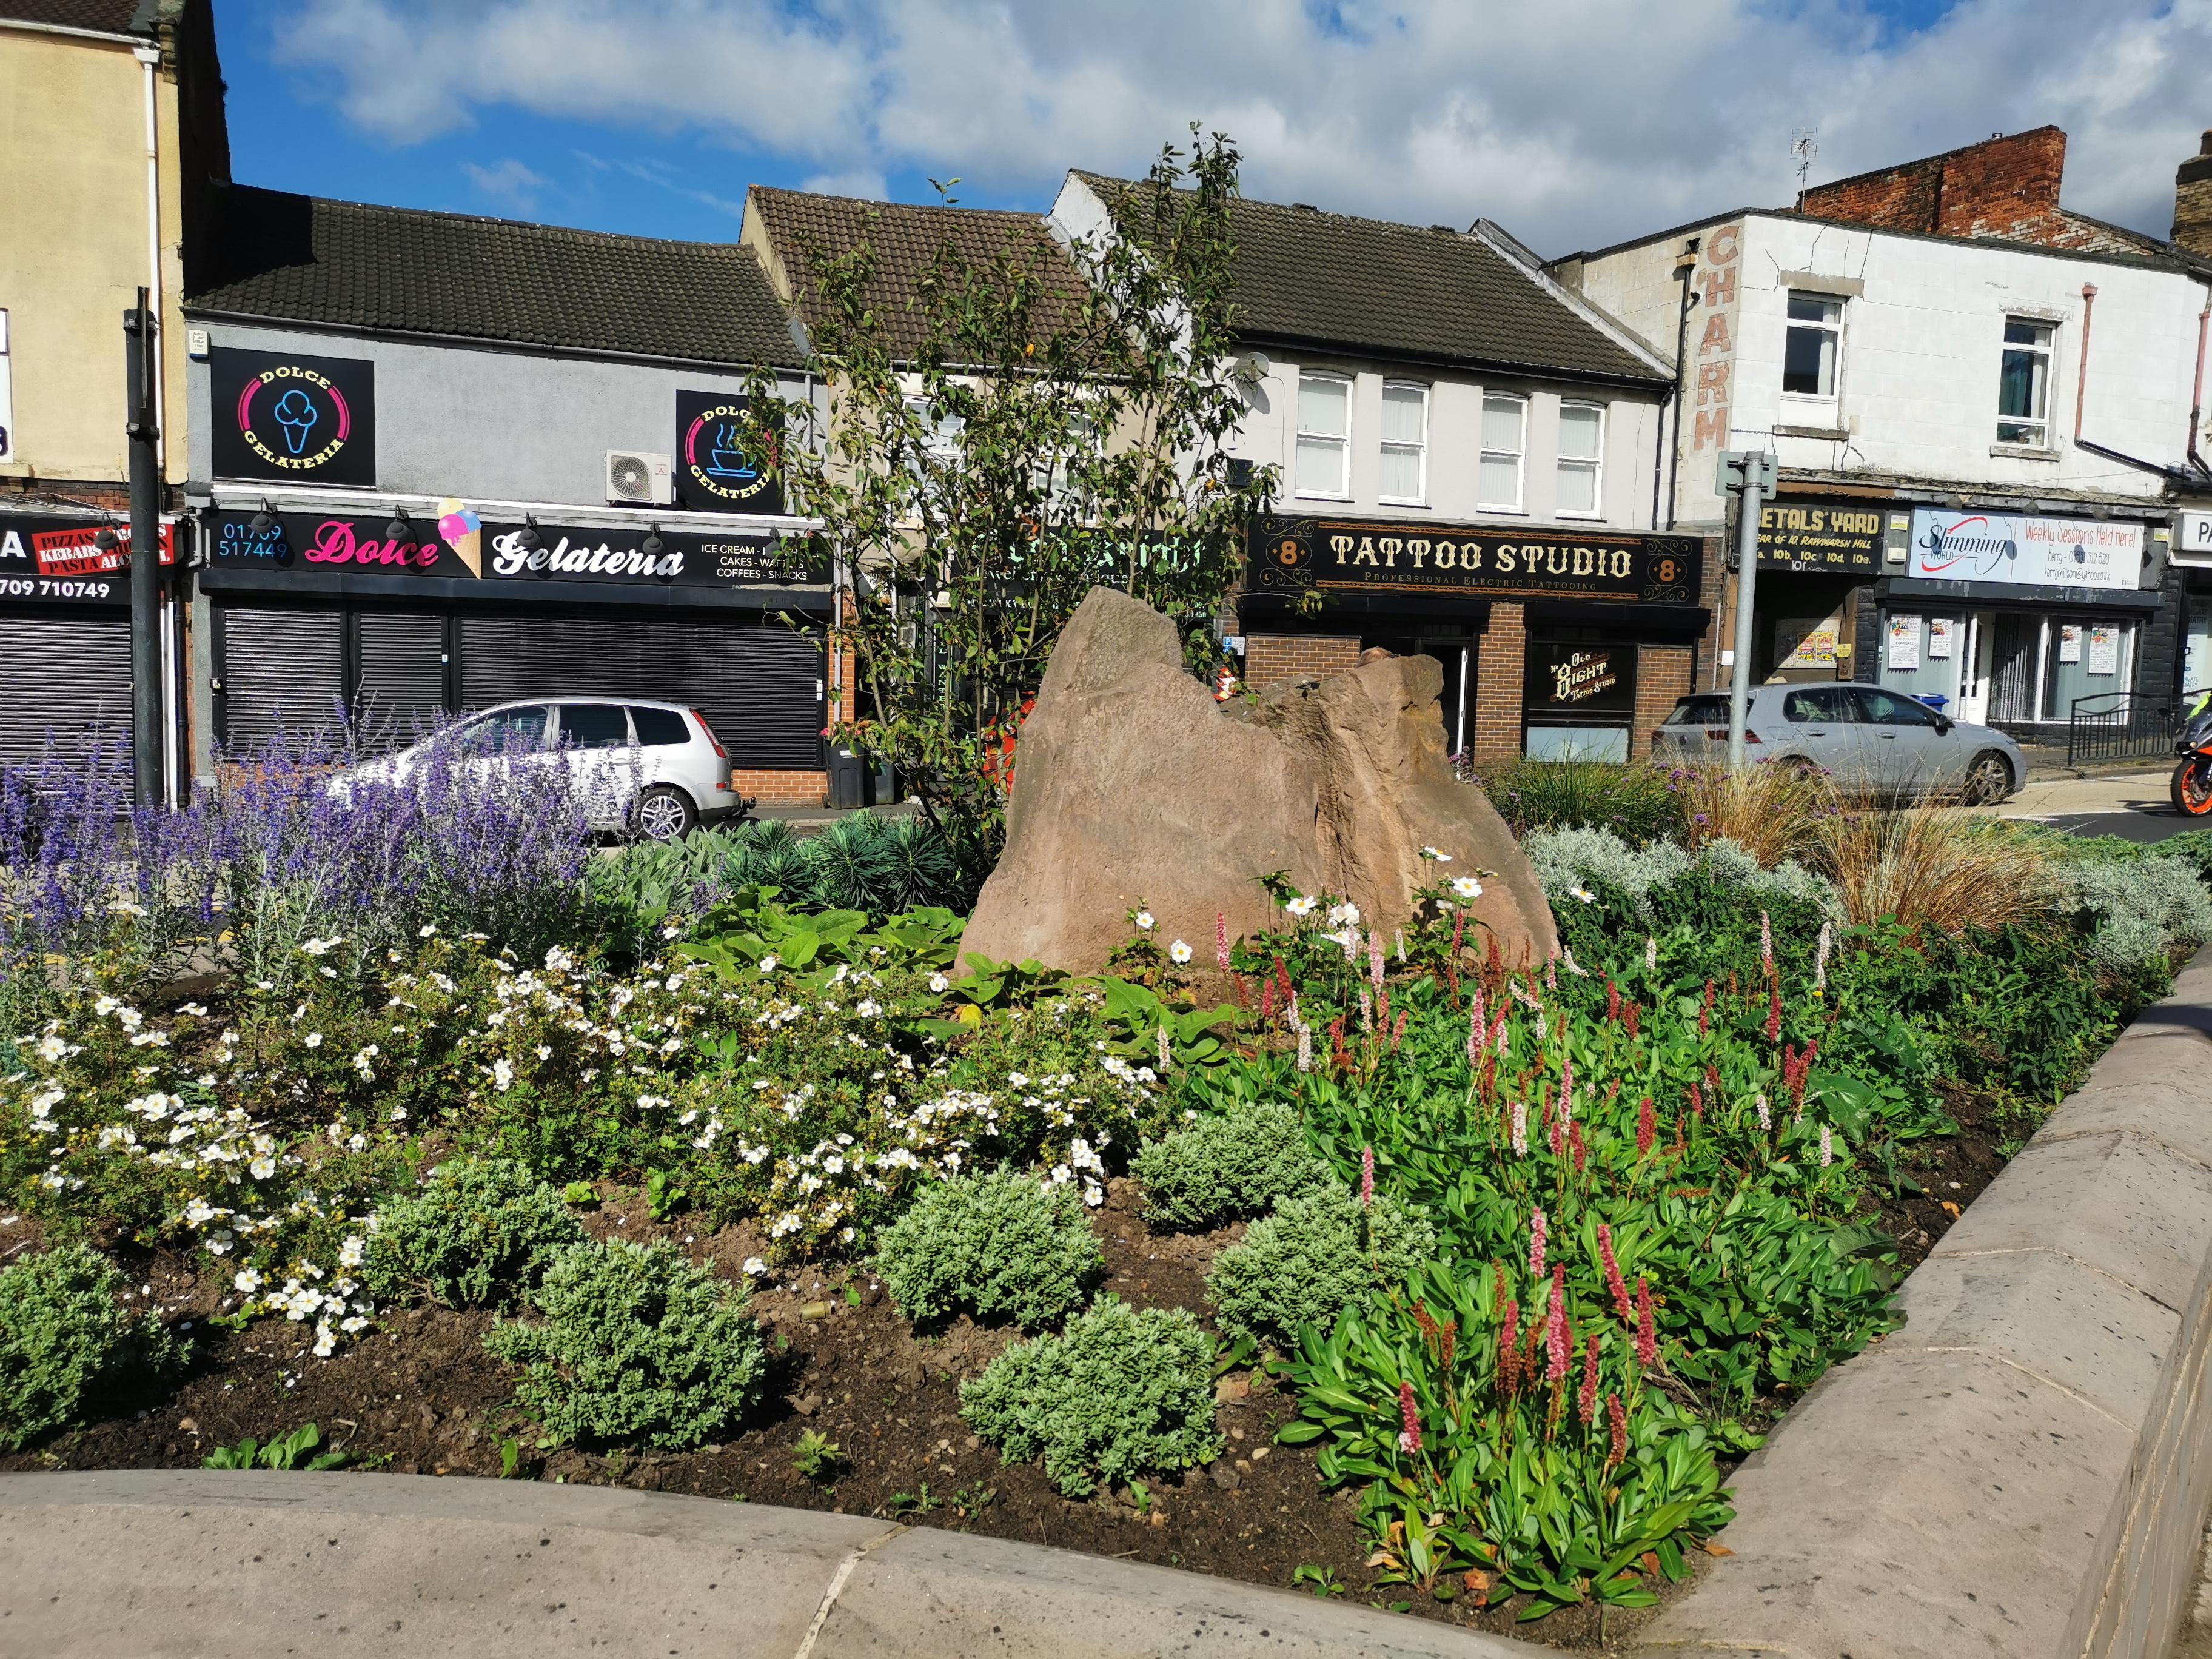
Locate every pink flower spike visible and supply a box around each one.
[1361,1145,1375,1209]
[1635,1276,1656,1367]
[1396,1379,1422,1455]
[1215,911,1231,971]
[1546,1265,1569,1382]
[1598,1222,1631,1324]
[1529,1205,1546,1276]
[1578,1332,1600,1425]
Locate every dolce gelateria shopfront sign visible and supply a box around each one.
[204,504,808,591]
[1249,514,1700,606]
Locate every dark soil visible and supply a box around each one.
[1,1177,1724,1649]
[1861,1084,2021,1275]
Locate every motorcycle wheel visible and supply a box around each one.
[2172,757,2212,817]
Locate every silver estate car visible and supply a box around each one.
[332,697,745,839]
[1649,683,2025,803]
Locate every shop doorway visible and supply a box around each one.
[1958,612,2040,725]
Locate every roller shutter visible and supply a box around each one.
[354,611,446,751]
[216,605,344,752]
[457,614,822,768]
[0,614,133,765]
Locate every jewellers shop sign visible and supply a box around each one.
[1250,515,1698,605]
[0,512,176,606]
[1908,508,2145,592]
[206,506,802,590]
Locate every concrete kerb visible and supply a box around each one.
[0,1467,1540,1658]
[1635,943,2212,1659]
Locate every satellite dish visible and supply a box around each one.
[1232,350,1272,384]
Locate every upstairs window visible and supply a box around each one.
[1997,317,2054,446]
[1478,392,1526,511]
[1783,293,1843,399]
[1379,381,1428,504]
[1557,401,1604,517]
[1295,372,1351,497]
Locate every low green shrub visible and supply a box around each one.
[872,1169,1103,1331]
[2057,853,2212,973]
[1131,1103,1327,1230]
[363,1157,585,1310]
[484,1238,768,1449]
[1483,760,1684,846]
[959,1295,1221,1496]
[1206,1182,1435,1348]
[1,1242,181,1450]
[1526,825,1840,926]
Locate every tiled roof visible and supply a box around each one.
[748,187,1090,357]
[1074,172,1667,385]
[0,0,151,34]
[184,184,802,367]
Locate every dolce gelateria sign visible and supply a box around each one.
[1250,514,1699,605]
[206,509,801,589]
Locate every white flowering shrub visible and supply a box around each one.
[1131,1102,1329,1230]
[1206,1182,1436,1348]
[1525,827,1841,923]
[1,1242,182,1450]
[484,1237,768,1450]
[363,1157,584,1309]
[873,1168,1104,1331]
[959,1296,1221,1498]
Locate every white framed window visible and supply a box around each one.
[1378,380,1427,504]
[1783,293,1843,400]
[1478,392,1526,512]
[1295,371,1351,497]
[1997,317,2054,446]
[1556,400,1604,518]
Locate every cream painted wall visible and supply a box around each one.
[0,25,190,486]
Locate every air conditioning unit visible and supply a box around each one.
[606,449,673,505]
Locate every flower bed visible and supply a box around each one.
[3,748,2204,1637]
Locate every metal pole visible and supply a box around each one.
[1726,452,1766,770]
[126,290,161,809]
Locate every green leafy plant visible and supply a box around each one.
[1131,1102,1329,1230]
[1482,759,1686,846]
[1205,1182,1436,1349]
[960,1295,1221,1498]
[484,1238,769,1450]
[793,1429,842,1481]
[643,1167,688,1221]
[872,1168,1104,1332]
[203,1421,347,1472]
[1,1242,181,1452]
[950,1481,997,1520]
[363,1156,586,1310]
[886,1481,941,1517]
[1292,1564,1346,1598]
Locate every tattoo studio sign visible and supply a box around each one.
[1250,514,1699,605]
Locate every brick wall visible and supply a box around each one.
[2175,132,2212,258]
[1470,602,1526,771]
[1801,126,2066,241]
[1632,645,1694,761]
[733,768,826,806]
[2,478,133,512]
[1244,632,1362,691]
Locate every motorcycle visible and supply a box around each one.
[2173,702,2212,816]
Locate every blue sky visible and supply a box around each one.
[215,0,2207,255]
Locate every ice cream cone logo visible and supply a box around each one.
[437,498,483,577]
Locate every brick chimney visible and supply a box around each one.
[1800,127,2068,241]
[2176,130,2212,258]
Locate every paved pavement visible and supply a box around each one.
[0,1469,1531,1659]
[1995,765,2204,844]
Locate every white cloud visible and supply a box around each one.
[800,169,890,201]
[460,156,550,213]
[272,0,2212,252]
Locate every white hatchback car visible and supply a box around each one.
[334,697,744,839]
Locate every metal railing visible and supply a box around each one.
[2066,689,2191,767]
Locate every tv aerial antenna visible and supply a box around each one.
[1791,130,1819,203]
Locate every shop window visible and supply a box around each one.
[1783,293,1843,400]
[1997,318,2054,446]
[1557,401,1604,517]
[2042,618,2134,719]
[1379,381,1427,504]
[1295,372,1351,497]
[1523,635,1635,762]
[1479,393,1526,512]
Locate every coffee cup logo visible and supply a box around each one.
[682,400,775,506]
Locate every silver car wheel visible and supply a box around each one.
[1962,751,2011,805]
[636,787,691,841]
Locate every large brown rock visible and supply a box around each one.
[959,587,1557,977]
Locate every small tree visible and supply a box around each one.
[742,129,1276,886]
